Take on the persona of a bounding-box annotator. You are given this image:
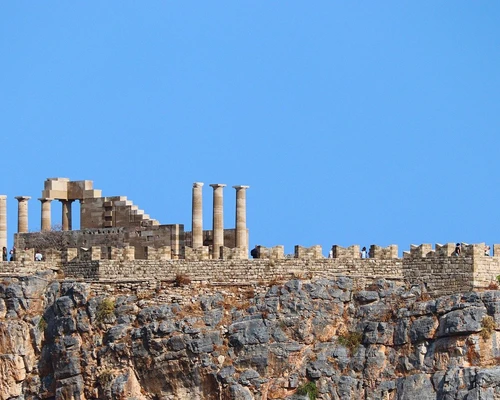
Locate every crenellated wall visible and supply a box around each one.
[2,242,499,298]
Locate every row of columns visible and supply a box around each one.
[191,183,249,257]
[0,197,75,239]
[1,183,248,258]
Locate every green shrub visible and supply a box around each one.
[481,315,496,340]
[175,274,191,287]
[297,381,318,400]
[37,316,47,332]
[337,331,363,355]
[96,298,115,322]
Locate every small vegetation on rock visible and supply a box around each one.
[480,315,496,340]
[98,369,115,388]
[37,316,47,332]
[96,298,115,322]
[297,381,318,400]
[488,281,499,290]
[337,331,363,355]
[175,274,191,287]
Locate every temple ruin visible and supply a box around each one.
[6,177,250,260]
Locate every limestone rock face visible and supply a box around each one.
[2,273,500,399]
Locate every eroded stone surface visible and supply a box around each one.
[1,276,500,399]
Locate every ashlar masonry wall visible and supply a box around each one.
[4,243,500,298]
[61,258,404,289]
[59,247,498,297]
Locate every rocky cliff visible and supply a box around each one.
[1,272,500,400]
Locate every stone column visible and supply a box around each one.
[39,198,52,231]
[61,200,74,231]
[0,195,6,251]
[210,184,226,259]
[15,196,31,233]
[192,182,204,248]
[233,185,250,251]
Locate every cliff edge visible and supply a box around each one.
[1,272,500,399]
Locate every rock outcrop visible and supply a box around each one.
[1,272,500,399]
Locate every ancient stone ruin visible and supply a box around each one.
[1,178,500,298]
[4,177,250,260]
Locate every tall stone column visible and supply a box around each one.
[0,195,6,251]
[192,182,204,248]
[233,185,250,251]
[210,184,226,259]
[61,200,74,231]
[15,196,31,233]
[39,198,52,231]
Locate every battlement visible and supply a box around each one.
[12,242,500,263]
[2,242,500,298]
[2,178,500,299]
[403,243,492,258]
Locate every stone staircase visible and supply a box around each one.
[103,196,160,227]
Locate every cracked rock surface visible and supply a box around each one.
[1,272,500,399]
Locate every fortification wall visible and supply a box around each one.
[402,257,475,296]
[3,242,500,298]
[60,258,403,285]
[58,256,489,297]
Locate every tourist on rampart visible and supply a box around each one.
[2,247,7,261]
[454,243,461,256]
[328,246,334,258]
[250,246,259,259]
[35,250,43,262]
[360,247,367,259]
[9,247,16,261]
[485,245,491,256]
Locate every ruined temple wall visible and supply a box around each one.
[184,229,237,249]
[80,197,105,229]
[15,229,127,252]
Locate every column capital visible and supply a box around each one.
[210,183,227,189]
[193,182,204,188]
[0,195,6,200]
[233,185,250,190]
[38,198,53,203]
[15,196,31,202]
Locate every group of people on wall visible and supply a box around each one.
[2,246,43,262]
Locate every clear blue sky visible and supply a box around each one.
[1,2,499,255]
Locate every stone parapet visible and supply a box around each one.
[184,246,210,261]
[294,245,323,259]
[331,245,360,259]
[2,246,499,298]
[254,245,285,260]
[221,246,247,260]
[369,244,398,259]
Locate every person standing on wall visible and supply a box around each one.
[454,243,461,256]
[361,247,367,259]
[2,247,7,261]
